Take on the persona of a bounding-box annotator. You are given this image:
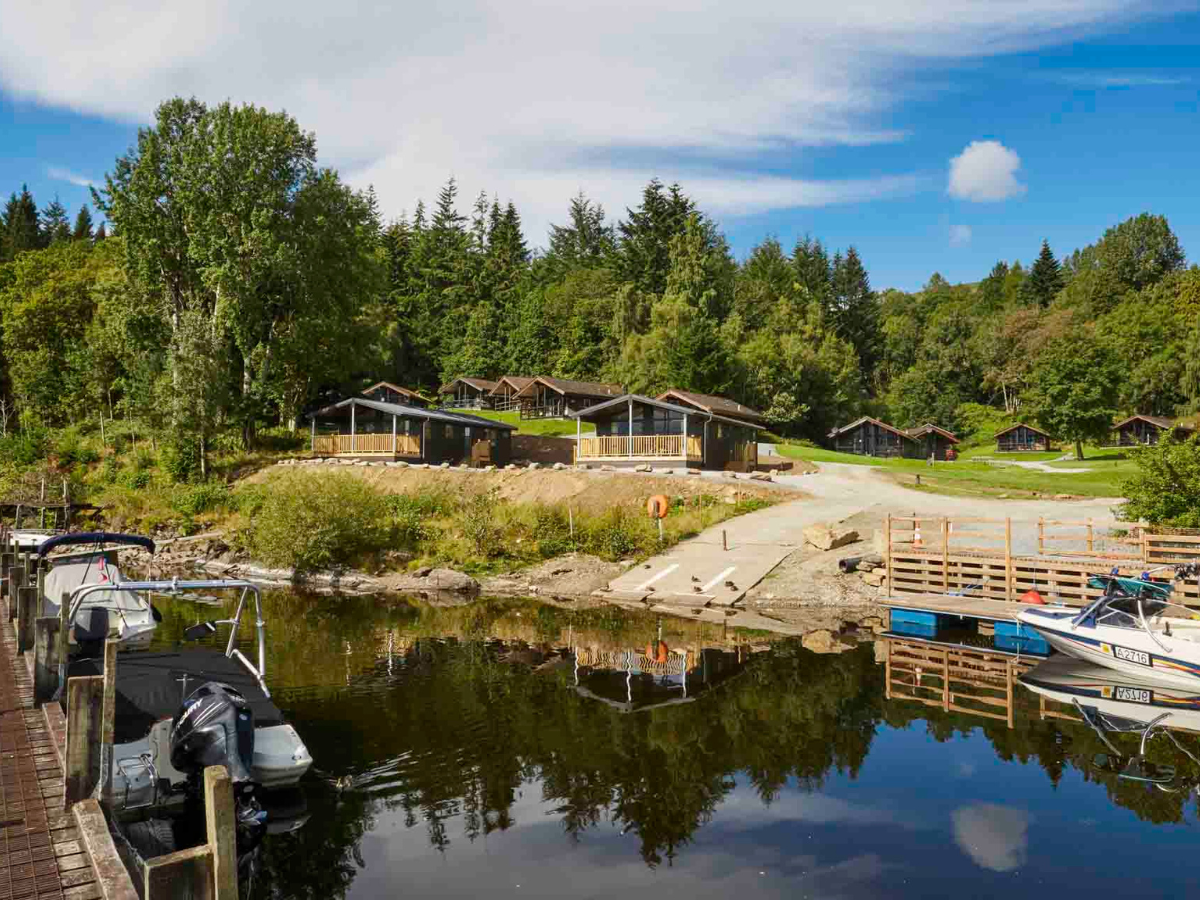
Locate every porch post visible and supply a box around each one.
[683,413,688,461]
[350,403,356,454]
[422,419,428,461]
[310,416,315,455]
[392,413,397,455]
[628,398,633,458]
[576,415,582,461]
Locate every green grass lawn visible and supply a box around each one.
[459,409,580,437]
[772,443,887,466]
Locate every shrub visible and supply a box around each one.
[459,489,500,557]
[0,427,50,468]
[100,456,121,485]
[161,437,201,483]
[585,506,644,560]
[256,427,306,453]
[1119,434,1200,527]
[231,484,269,518]
[242,472,395,573]
[125,470,151,490]
[171,481,230,517]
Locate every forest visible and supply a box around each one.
[3,97,1200,464]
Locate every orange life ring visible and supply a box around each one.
[656,641,669,664]
[647,495,670,519]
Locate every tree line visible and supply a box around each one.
[2,96,1199,462]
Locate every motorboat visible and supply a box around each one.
[1017,563,1200,688]
[1020,654,1200,790]
[38,532,162,649]
[62,577,313,816]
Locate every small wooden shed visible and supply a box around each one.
[995,423,1052,453]
[827,417,921,459]
[438,377,500,410]
[1112,415,1195,447]
[906,423,960,461]
[361,381,432,408]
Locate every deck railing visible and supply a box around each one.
[576,434,703,460]
[313,434,422,456]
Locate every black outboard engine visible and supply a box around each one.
[169,682,266,845]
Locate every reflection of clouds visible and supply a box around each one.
[715,789,924,832]
[952,804,1029,872]
[955,762,976,779]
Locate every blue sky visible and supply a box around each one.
[2,2,1199,291]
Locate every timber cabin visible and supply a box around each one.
[513,376,623,420]
[1111,414,1195,447]
[361,381,433,408]
[489,376,536,412]
[656,389,767,427]
[995,422,1052,453]
[308,397,514,465]
[827,417,920,459]
[906,423,960,461]
[438,377,500,410]
[570,394,760,471]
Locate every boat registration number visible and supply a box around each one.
[1111,645,1151,667]
[1112,686,1153,704]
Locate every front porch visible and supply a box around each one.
[575,434,703,465]
[311,433,423,458]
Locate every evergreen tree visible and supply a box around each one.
[828,246,879,379]
[72,204,95,242]
[1024,240,1063,309]
[979,261,1009,311]
[617,179,696,297]
[1,185,40,261]
[546,192,614,273]
[40,195,72,245]
[94,221,107,241]
[791,235,832,304]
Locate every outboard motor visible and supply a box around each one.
[169,682,266,844]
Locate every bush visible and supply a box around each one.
[171,481,230,517]
[231,484,269,518]
[161,437,201,483]
[1119,434,1200,527]
[125,470,151,490]
[256,427,306,453]
[585,506,645,560]
[459,489,500,557]
[242,472,395,573]
[0,427,50,468]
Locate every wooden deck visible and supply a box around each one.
[0,621,104,900]
[881,593,1051,622]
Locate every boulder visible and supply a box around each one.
[506,464,519,470]
[440,462,450,469]
[803,523,860,551]
[634,464,652,473]
[1054,493,1070,500]
[801,629,854,654]
[749,472,772,482]
[553,462,566,470]
[660,468,673,475]
[527,462,540,469]
[860,569,886,587]
[485,465,496,471]
[600,465,615,472]
[391,567,480,594]
[686,468,701,475]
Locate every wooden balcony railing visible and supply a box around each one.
[575,434,702,460]
[313,434,422,456]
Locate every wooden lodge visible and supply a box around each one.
[489,376,536,412]
[995,422,1052,453]
[513,376,623,420]
[438,376,500,410]
[828,417,920,459]
[361,381,432,408]
[308,396,515,465]
[570,394,760,471]
[906,423,960,461]
[1111,414,1195,447]
[656,389,766,427]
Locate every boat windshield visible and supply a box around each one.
[1095,596,1171,629]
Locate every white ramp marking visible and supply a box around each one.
[635,564,679,592]
[701,566,737,592]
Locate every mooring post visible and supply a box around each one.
[0,547,11,602]
[144,845,215,899]
[17,585,37,654]
[57,591,71,700]
[99,637,118,799]
[722,529,727,552]
[33,616,61,704]
[205,765,239,899]
[9,563,24,622]
[1004,517,1014,602]
[884,514,892,594]
[64,675,105,808]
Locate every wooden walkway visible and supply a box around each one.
[0,625,102,899]
[881,593,1054,622]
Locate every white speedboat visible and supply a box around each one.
[39,532,161,648]
[1017,564,1200,689]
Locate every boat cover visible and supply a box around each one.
[44,558,146,615]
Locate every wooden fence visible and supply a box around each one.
[885,514,1200,607]
[575,646,693,677]
[576,434,703,460]
[312,433,422,456]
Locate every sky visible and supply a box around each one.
[2,1,1200,291]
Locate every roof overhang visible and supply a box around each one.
[569,394,761,430]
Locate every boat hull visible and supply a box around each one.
[1018,608,1200,689]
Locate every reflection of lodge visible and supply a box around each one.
[883,636,1036,729]
[573,643,759,713]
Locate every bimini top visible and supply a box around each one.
[308,396,517,430]
[38,532,156,558]
[569,394,762,430]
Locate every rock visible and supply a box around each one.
[858,615,883,629]
[1054,493,1070,500]
[770,469,780,476]
[686,468,701,475]
[506,464,518,470]
[750,472,772,482]
[600,465,615,472]
[660,468,673,475]
[485,465,496,471]
[803,523,860,551]
[618,558,635,566]
[801,629,854,654]
[553,462,566,470]
[724,496,737,504]
[860,570,886,587]
[440,462,451,469]
[527,462,540,469]
[874,642,889,663]
[634,464,652,473]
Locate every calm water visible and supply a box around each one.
[145,591,1200,899]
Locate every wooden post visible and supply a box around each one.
[310,416,316,455]
[205,766,238,899]
[64,675,105,808]
[99,638,118,799]
[1006,661,1015,729]
[1038,517,1044,556]
[350,401,356,454]
[1086,518,1094,554]
[941,518,949,592]
[392,413,398,456]
[1004,517,1013,601]
[33,617,61,704]
[0,550,10,603]
[942,647,949,711]
[884,639,892,699]
[17,585,37,655]
[722,529,728,552]
[58,591,71,699]
[144,846,214,900]
[9,563,24,622]
[36,564,45,602]
[884,514,892,593]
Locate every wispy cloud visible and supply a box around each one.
[46,165,95,188]
[949,223,972,246]
[1051,71,1188,88]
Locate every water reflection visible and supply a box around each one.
[145,593,1200,898]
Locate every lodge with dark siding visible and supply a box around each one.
[308,397,514,465]
[361,381,432,408]
[439,377,500,409]
[906,423,960,461]
[1112,415,1195,447]
[995,422,1052,453]
[514,376,624,419]
[828,417,921,459]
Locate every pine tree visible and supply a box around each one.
[1024,240,1063,309]
[94,222,107,241]
[72,204,95,241]
[791,235,832,304]
[546,192,614,272]
[1,185,40,261]
[617,179,697,297]
[40,195,71,245]
[979,261,1009,310]
[828,246,879,377]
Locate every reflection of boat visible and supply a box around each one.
[40,532,161,649]
[1021,654,1200,790]
[1017,565,1200,688]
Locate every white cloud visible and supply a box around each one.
[0,1,1167,240]
[952,804,1030,872]
[1052,71,1188,88]
[949,223,972,246]
[46,165,95,188]
[948,140,1026,202]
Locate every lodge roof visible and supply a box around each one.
[361,381,433,404]
[994,422,1051,439]
[906,423,960,443]
[490,376,537,395]
[438,376,500,394]
[569,394,762,430]
[308,396,516,430]
[656,389,765,422]
[513,376,623,399]
[827,416,919,442]
[1113,414,1194,431]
